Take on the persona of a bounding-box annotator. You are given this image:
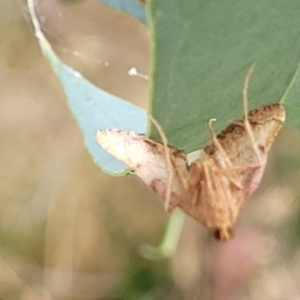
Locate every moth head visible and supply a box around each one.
[213,227,234,241]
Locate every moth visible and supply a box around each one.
[96,66,286,241]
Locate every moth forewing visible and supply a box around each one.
[248,104,286,151]
[96,129,189,210]
[206,106,285,174]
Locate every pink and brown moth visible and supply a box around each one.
[96,66,286,241]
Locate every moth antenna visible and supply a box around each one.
[243,63,255,120]
[147,114,173,211]
[242,63,262,165]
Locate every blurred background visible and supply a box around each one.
[1,0,300,299]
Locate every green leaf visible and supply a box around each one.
[28,0,147,175]
[97,0,147,24]
[148,0,300,153]
[50,53,147,175]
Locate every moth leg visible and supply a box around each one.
[242,64,263,165]
[202,161,214,219]
[208,119,243,189]
[188,161,202,205]
[148,115,189,212]
[202,160,235,235]
[206,161,235,220]
[147,115,174,211]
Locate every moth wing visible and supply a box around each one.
[205,103,286,207]
[206,103,285,167]
[96,129,189,209]
[248,103,286,150]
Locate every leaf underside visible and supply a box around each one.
[97,0,147,24]
[148,0,300,153]
[27,0,147,174]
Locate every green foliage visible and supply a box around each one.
[119,254,172,299]
[97,0,147,23]
[28,0,147,174]
[42,47,147,174]
[148,0,300,152]
[30,0,300,173]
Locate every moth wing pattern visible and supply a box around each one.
[205,103,285,203]
[96,129,189,211]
